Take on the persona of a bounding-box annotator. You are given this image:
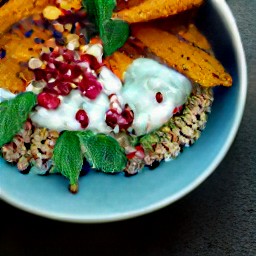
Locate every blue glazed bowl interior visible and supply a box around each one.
[0,0,246,222]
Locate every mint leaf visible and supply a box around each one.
[82,0,97,24]
[83,0,130,56]
[53,131,83,192]
[0,92,37,147]
[102,19,130,56]
[76,130,94,146]
[82,134,127,173]
[83,0,115,27]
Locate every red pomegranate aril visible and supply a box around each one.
[54,61,70,73]
[126,146,145,160]
[43,67,58,81]
[41,53,50,61]
[45,80,72,96]
[121,108,134,125]
[69,65,82,79]
[126,151,136,160]
[80,54,102,70]
[58,82,72,95]
[105,109,119,129]
[75,109,89,129]
[50,50,60,59]
[37,92,61,109]
[34,69,46,81]
[83,84,102,100]
[156,92,163,103]
[105,107,134,131]
[63,49,75,62]
[78,75,102,100]
[173,105,183,114]
[135,145,145,159]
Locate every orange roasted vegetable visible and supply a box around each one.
[131,24,232,87]
[151,12,212,52]
[0,20,52,93]
[113,0,204,23]
[105,51,134,81]
[0,0,53,35]
[116,0,147,11]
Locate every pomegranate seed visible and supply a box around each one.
[173,105,183,114]
[126,151,136,160]
[126,146,145,160]
[43,67,58,81]
[80,54,102,70]
[54,61,71,73]
[69,65,82,79]
[156,92,163,103]
[58,82,72,95]
[34,69,46,81]
[45,80,72,96]
[105,109,119,129]
[78,74,102,100]
[41,53,50,61]
[75,109,89,128]
[37,92,61,109]
[63,49,75,62]
[135,146,145,159]
[105,107,134,131]
[121,108,134,126]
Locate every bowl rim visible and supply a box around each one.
[0,0,247,223]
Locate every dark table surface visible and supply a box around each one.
[1,1,255,255]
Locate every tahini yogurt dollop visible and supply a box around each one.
[30,58,192,135]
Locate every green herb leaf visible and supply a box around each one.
[82,0,130,56]
[82,0,97,24]
[0,92,37,147]
[76,130,94,145]
[102,19,130,56]
[82,0,115,27]
[53,131,83,192]
[81,134,127,173]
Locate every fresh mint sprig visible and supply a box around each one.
[81,133,127,173]
[82,0,130,56]
[0,92,37,147]
[53,131,127,192]
[53,131,84,193]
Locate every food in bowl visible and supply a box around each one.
[0,0,232,193]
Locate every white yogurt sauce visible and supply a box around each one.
[0,88,16,103]
[121,58,192,135]
[29,67,121,133]
[30,90,111,133]
[98,66,122,95]
[30,58,192,135]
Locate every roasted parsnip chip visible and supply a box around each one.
[113,0,204,23]
[0,0,53,35]
[105,51,134,81]
[131,24,232,87]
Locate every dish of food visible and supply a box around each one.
[0,0,246,222]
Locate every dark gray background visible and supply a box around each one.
[0,0,255,255]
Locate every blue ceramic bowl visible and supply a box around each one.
[0,0,247,222]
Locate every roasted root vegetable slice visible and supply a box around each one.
[0,0,53,35]
[152,16,212,52]
[105,51,134,81]
[113,0,204,23]
[131,25,232,87]
[0,58,34,93]
[116,0,147,11]
[0,19,52,93]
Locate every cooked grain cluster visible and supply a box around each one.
[125,84,214,175]
[1,121,59,172]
